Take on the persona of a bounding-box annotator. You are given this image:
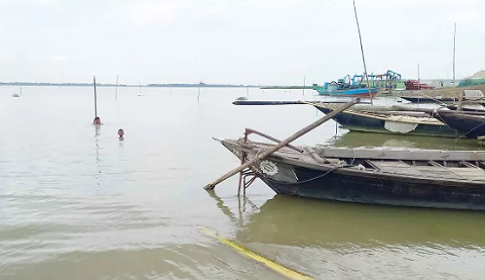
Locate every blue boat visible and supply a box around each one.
[312,83,378,97]
[313,70,403,96]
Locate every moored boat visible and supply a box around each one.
[218,138,485,211]
[401,89,484,104]
[315,105,459,138]
[312,70,404,96]
[434,111,485,140]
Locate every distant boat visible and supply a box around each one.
[312,84,378,97]
[12,87,22,97]
[312,70,404,96]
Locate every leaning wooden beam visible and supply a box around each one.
[204,98,360,190]
[245,128,304,153]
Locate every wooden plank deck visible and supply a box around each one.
[413,165,465,180]
[366,160,423,176]
[365,160,485,182]
[318,148,485,161]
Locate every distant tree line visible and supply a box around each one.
[146,84,259,88]
[260,86,312,89]
[0,82,261,88]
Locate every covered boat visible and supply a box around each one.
[218,139,485,210]
[315,105,459,138]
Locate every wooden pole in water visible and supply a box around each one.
[302,75,306,97]
[418,63,420,81]
[204,98,360,190]
[453,22,457,87]
[353,0,373,105]
[93,76,98,117]
[115,74,119,100]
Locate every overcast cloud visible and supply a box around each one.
[0,0,483,85]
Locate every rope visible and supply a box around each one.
[435,110,485,142]
[266,165,353,185]
[266,148,357,185]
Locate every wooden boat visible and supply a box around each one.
[315,105,459,138]
[400,96,457,104]
[434,111,485,140]
[218,139,485,210]
[401,89,484,105]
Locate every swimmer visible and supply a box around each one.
[118,128,124,139]
[93,116,101,125]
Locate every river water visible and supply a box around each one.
[0,86,484,280]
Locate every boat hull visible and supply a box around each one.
[316,107,459,138]
[435,111,485,139]
[263,161,485,211]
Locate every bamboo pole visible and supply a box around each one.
[204,98,360,190]
[457,90,464,111]
[353,0,373,105]
[115,74,119,100]
[453,22,457,87]
[418,63,420,81]
[302,75,306,97]
[93,76,98,117]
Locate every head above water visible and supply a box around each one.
[93,116,101,125]
[118,128,124,137]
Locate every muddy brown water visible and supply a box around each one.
[0,86,484,280]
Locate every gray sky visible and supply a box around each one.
[0,0,483,85]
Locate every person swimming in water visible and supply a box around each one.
[93,116,101,125]
[118,128,124,139]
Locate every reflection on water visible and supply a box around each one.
[210,191,485,280]
[235,195,485,248]
[324,131,482,150]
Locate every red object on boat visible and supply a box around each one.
[405,80,434,90]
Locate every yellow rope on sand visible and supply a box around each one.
[199,226,317,280]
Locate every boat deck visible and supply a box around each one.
[222,139,485,185]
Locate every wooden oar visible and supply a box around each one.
[204,98,360,190]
